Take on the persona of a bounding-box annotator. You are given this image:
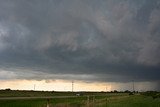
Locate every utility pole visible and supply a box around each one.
[34,84,36,91]
[132,80,135,92]
[72,80,74,92]
[106,86,108,92]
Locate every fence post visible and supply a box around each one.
[87,96,90,107]
[93,95,95,107]
[47,99,50,107]
[66,98,69,107]
[106,97,107,107]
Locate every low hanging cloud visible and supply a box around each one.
[0,0,160,87]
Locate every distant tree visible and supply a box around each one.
[5,88,11,91]
[129,92,134,95]
[141,91,160,99]
[113,90,118,93]
[124,90,131,93]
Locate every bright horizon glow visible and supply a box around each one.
[0,79,158,92]
[0,79,111,92]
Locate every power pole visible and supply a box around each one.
[72,80,74,92]
[106,86,107,92]
[34,84,36,91]
[132,80,135,92]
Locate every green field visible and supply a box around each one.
[0,90,160,107]
[0,90,110,97]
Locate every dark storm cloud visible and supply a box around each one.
[0,0,160,83]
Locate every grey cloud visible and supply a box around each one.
[0,0,160,85]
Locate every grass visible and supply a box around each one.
[100,95,160,107]
[0,90,76,97]
[1,95,160,107]
[0,90,111,97]
[0,99,46,107]
[0,91,160,107]
[0,97,89,107]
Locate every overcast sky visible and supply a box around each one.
[0,0,160,90]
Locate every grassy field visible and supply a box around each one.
[100,95,160,107]
[0,90,160,107]
[0,90,110,97]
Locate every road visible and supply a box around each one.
[0,96,77,100]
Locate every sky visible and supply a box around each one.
[0,0,160,91]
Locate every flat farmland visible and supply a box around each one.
[0,90,159,107]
